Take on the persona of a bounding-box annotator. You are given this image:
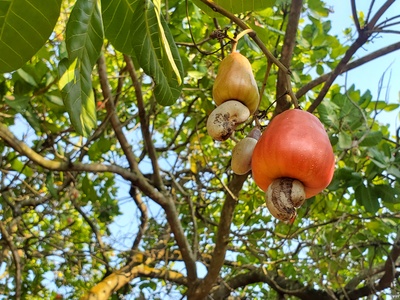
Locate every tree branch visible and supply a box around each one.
[129,186,148,251]
[198,0,290,73]
[188,173,248,299]
[97,54,197,281]
[378,229,400,288]
[123,55,164,190]
[296,41,400,100]
[97,53,139,172]
[275,0,303,113]
[307,0,396,112]
[210,267,332,300]
[82,253,187,300]
[345,229,400,299]
[0,122,141,185]
[367,0,396,29]
[307,36,368,113]
[351,0,361,31]
[343,262,400,294]
[163,198,198,281]
[0,220,21,300]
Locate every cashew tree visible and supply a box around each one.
[0,0,399,299]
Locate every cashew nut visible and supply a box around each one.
[231,128,261,175]
[266,178,305,222]
[207,100,250,141]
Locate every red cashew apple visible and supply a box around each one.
[251,109,335,221]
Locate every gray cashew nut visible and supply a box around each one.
[266,178,306,223]
[206,100,250,141]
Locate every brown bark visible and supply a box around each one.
[187,173,248,299]
[275,0,303,114]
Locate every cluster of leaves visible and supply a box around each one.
[0,0,399,299]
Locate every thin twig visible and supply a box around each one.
[129,186,148,251]
[231,28,254,52]
[98,54,197,281]
[275,0,303,112]
[123,55,164,190]
[365,0,376,24]
[351,0,361,31]
[71,196,111,271]
[185,0,224,55]
[369,29,400,34]
[368,0,396,29]
[198,0,290,74]
[375,15,400,28]
[0,106,198,283]
[0,221,21,300]
[255,59,273,119]
[97,53,139,172]
[188,174,248,298]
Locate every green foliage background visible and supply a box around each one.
[0,0,399,299]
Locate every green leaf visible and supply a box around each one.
[101,0,138,55]
[0,0,61,73]
[358,89,373,108]
[193,0,275,16]
[358,131,383,147]
[338,132,352,149]
[367,148,387,168]
[131,0,183,106]
[23,105,42,132]
[59,0,103,136]
[4,95,41,131]
[46,172,59,200]
[355,184,379,214]
[16,69,37,87]
[88,136,112,160]
[153,0,182,86]
[81,175,97,204]
[316,64,324,75]
[307,0,330,17]
[317,100,339,128]
[7,152,34,177]
[382,103,400,112]
[367,100,398,111]
[387,166,400,179]
[4,95,30,110]
[373,185,398,203]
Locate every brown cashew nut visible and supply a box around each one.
[266,178,306,223]
[206,100,250,141]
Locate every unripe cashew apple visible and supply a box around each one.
[251,109,335,199]
[213,52,259,114]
